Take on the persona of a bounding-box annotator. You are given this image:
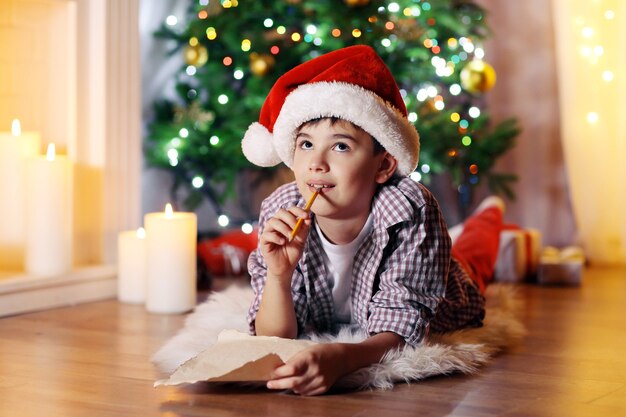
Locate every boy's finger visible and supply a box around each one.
[269,363,297,379]
[260,231,286,247]
[264,216,296,240]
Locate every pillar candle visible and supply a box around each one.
[25,144,73,276]
[0,119,41,271]
[145,204,197,314]
[117,227,147,304]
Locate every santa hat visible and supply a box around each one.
[241,45,420,176]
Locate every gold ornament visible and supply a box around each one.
[460,59,496,94]
[344,0,370,7]
[174,101,215,125]
[184,44,209,67]
[249,53,275,77]
[396,18,425,41]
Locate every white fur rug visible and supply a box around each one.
[152,284,525,390]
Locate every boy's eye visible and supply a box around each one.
[333,142,350,152]
[298,140,313,150]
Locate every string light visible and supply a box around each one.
[166,15,178,26]
[218,215,229,227]
[241,223,254,234]
[410,171,422,182]
[192,176,204,188]
[587,112,599,123]
[468,106,481,118]
[602,70,614,82]
[387,2,400,13]
[449,84,462,95]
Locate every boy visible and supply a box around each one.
[240,45,502,395]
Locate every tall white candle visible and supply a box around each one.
[145,204,197,314]
[117,227,148,304]
[0,119,41,271]
[25,144,73,276]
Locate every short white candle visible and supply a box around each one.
[117,227,147,304]
[0,119,41,271]
[25,143,73,276]
[145,204,197,314]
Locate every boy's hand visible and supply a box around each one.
[266,343,347,396]
[260,206,312,279]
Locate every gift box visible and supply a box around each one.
[537,246,585,286]
[197,228,258,277]
[493,225,542,283]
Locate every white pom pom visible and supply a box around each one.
[241,122,281,167]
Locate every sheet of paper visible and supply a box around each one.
[155,329,317,386]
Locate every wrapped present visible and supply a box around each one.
[493,225,542,283]
[537,246,584,286]
[197,228,258,277]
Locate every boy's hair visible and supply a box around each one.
[299,117,386,155]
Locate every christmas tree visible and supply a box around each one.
[145,0,520,228]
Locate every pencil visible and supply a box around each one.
[289,190,319,242]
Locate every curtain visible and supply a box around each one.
[551,0,626,265]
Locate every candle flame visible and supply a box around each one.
[165,203,174,218]
[136,227,146,239]
[46,143,56,161]
[11,119,21,136]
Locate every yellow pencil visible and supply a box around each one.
[289,190,319,242]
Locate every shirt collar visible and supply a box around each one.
[371,179,415,231]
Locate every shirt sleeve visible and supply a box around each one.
[245,192,309,336]
[246,200,271,335]
[367,201,450,346]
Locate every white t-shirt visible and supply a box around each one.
[315,214,374,324]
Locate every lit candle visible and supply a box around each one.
[25,143,73,276]
[0,119,41,271]
[117,227,148,304]
[144,204,197,314]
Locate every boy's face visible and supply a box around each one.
[293,119,394,222]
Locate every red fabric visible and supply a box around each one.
[451,207,504,294]
[258,45,407,133]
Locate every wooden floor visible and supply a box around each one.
[1,267,625,417]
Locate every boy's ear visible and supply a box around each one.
[375,152,398,184]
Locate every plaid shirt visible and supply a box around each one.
[247,177,485,346]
